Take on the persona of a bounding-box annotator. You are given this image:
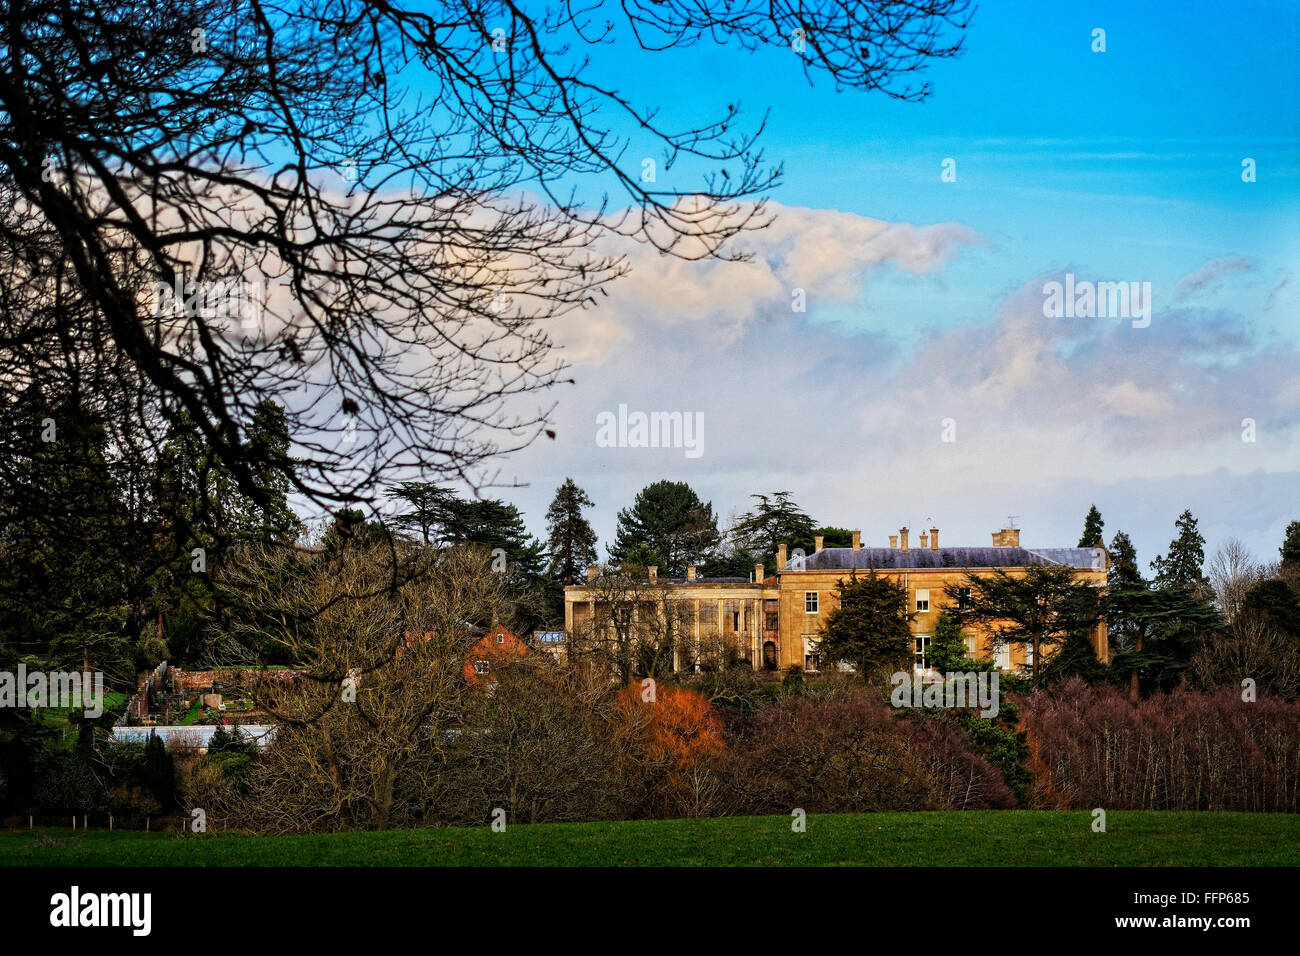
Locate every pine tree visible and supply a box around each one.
[1150,509,1209,594]
[609,480,719,577]
[545,479,598,585]
[1078,504,1105,548]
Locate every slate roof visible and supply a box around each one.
[789,546,1101,571]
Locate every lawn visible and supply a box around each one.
[2,811,1297,866]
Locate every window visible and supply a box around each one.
[805,591,819,614]
[733,611,740,631]
[994,644,1010,670]
[765,612,778,631]
[496,633,504,644]
[915,589,930,612]
[914,635,931,671]
[804,636,820,672]
[474,660,490,675]
[957,587,972,610]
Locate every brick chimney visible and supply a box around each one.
[687,564,696,581]
[777,544,788,569]
[899,527,909,551]
[919,532,929,549]
[586,564,598,583]
[851,529,861,551]
[814,536,824,553]
[889,534,898,549]
[648,566,658,582]
[755,563,764,583]
[930,527,939,550]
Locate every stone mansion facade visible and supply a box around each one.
[562,524,1110,674]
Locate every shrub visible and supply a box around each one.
[1021,678,1300,811]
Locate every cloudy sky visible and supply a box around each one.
[418,0,1300,569]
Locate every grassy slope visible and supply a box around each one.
[2,811,1297,866]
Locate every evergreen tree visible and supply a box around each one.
[1104,529,1146,657]
[926,610,986,672]
[384,482,460,545]
[441,496,555,629]
[945,565,1102,688]
[1107,585,1220,700]
[1240,579,1300,640]
[609,480,719,577]
[1107,530,1143,589]
[1150,509,1209,594]
[544,479,598,585]
[727,492,817,568]
[812,526,855,548]
[1280,520,1300,582]
[140,732,175,811]
[1038,630,1107,684]
[238,400,301,542]
[0,386,134,682]
[817,571,914,682]
[1078,504,1105,548]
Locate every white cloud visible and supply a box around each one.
[483,208,1299,567]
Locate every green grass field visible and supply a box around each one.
[2,811,1297,866]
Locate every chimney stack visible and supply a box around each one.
[755,563,765,583]
[889,534,898,549]
[648,566,658,582]
[851,529,861,551]
[899,527,909,551]
[814,536,824,553]
[930,527,939,550]
[991,528,1021,547]
[687,564,697,581]
[777,544,788,569]
[586,564,598,583]
[919,532,929,549]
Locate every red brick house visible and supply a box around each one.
[463,622,529,683]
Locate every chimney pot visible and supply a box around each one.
[648,566,658,582]
[687,564,697,581]
[930,527,939,550]
[814,536,824,553]
[919,532,929,549]
[851,529,861,551]
[899,527,909,551]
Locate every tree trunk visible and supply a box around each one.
[1129,632,1143,703]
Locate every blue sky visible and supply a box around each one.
[390,0,1300,570]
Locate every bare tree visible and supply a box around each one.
[1191,610,1300,700]
[0,0,974,523]
[1207,537,1262,623]
[214,539,511,831]
[567,565,696,682]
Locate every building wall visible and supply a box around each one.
[563,548,1109,675]
[775,564,1108,671]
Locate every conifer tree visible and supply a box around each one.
[545,479,598,586]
